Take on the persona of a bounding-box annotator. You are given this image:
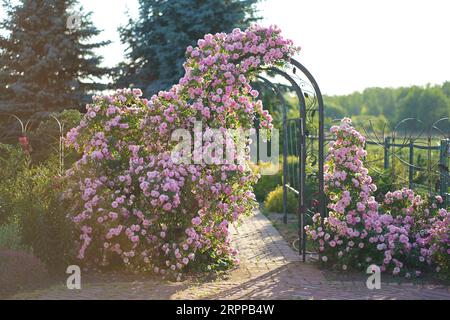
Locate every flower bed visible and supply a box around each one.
[306,118,449,279]
[64,25,298,280]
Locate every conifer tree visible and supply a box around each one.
[115,0,259,95]
[0,0,110,116]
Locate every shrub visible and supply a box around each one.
[64,25,299,280]
[0,143,75,274]
[0,144,28,226]
[306,118,449,279]
[0,223,23,251]
[14,156,75,274]
[0,250,49,298]
[253,155,318,205]
[264,185,298,214]
[252,161,282,201]
[426,214,450,277]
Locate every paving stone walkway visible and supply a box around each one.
[11,211,450,300]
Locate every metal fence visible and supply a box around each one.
[308,118,450,207]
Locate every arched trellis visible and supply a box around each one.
[2,113,67,175]
[254,58,325,261]
[2,58,327,263]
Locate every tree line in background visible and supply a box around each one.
[323,82,450,130]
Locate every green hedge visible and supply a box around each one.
[264,185,298,213]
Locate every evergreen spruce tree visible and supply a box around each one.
[0,0,110,117]
[115,0,260,95]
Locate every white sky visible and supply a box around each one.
[1,0,450,95]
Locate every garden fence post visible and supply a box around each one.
[428,136,433,195]
[255,123,260,163]
[439,139,449,207]
[282,107,288,224]
[384,136,391,169]
[409,141,414,189]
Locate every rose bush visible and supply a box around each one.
[425,212,450,275]
[306,118,449,278]
[64,25,299,280]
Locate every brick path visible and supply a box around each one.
[11,211,450,300]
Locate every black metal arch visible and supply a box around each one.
[255,58,325,261]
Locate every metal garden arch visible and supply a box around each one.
[256,58,325,261]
